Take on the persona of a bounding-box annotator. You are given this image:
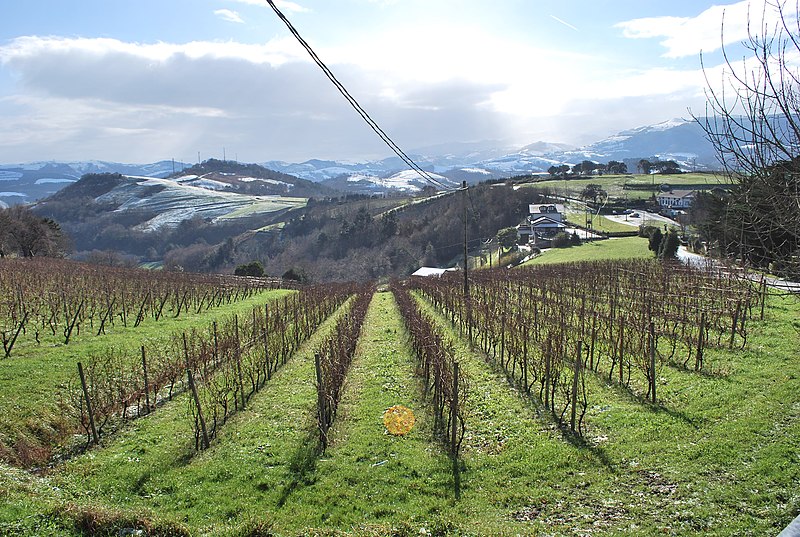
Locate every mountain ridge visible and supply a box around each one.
[1,118,718,205]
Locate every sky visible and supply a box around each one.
[0,0,790,164]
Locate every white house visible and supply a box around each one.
[657,190,696,208]
[526,204,567,243]
[529,204,566,222]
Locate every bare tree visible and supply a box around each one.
[694,1,800,277]
[0,206,70,258]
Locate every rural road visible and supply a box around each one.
[677,246,800,293]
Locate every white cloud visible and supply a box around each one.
[0,35,509,161]
[214,9,244,24]
[0,27,724,162]
[226,0,310,13]
[0,35,308,67]
[616,0,796,58]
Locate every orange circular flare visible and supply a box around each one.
[383,405,415,435]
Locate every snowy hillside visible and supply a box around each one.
[1,117,722,205]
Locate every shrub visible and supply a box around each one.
[659,230,680,259]
[648,228,663,254]
[282,266,309,283]
[234,261,264,277]
[551,232,572,248]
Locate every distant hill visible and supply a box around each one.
[31,161,337,267]
[558,118,717,170]
[1,117,721,205]
[0,160,184,207]
[263,118,718,185]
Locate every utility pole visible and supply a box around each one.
[462,181,472,341]
[462,181,468,297]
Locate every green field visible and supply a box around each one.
[564,204,640,233]
[1,256,798,536]
[523,236,652,265]
[525,173,733,201]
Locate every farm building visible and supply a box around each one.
[656,189,696,208]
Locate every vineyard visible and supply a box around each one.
[0,256,798,536]
[413,259,762,435]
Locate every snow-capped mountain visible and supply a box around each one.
[0,118,720,205]
[261,118,717,185]
[0,160,187,206]
[558,118,716,169]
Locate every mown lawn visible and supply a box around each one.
[525,173,732,201]
[523,236,652,266]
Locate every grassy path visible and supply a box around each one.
[273,289,454,534]
[412,292,616,534]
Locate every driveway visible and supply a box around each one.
[677,247,800,293]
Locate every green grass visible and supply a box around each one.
[1,275,798,535]
[0,289,294,466]
[523,236,652,265]
[564,206,639,233]
[0,294,350,535]
[410,290,800,535]
[525,173,732,201]
[271,290,456,533]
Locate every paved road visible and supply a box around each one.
[779,512,800,537]
[605,210,678,229]
[677,247,800,293]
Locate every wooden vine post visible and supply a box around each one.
[234,315,246,411]
[314,353,328,450]
[649,322,656,404]
[695,312,705,371]
[141,345,151,414]
[187,367,210,450]
[77,361,99,445]
[570,341,582,433]
[183,331,209,450]
[451,360,461,499]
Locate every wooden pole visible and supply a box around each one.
[77,362,99,445]
[213,321,219,365]
[187,367,210,450]
[236,346,246,410]
[141,345,151,414]
[571,341,582,432]
[649,322,657,403]
[730,300,740,349]
[314,353,327,449]
[451,361,461,499]
[695,312,705,371]
[544,343,551,409]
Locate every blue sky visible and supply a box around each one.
[0,0,786,163]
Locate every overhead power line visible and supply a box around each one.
[264,0,454,191]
